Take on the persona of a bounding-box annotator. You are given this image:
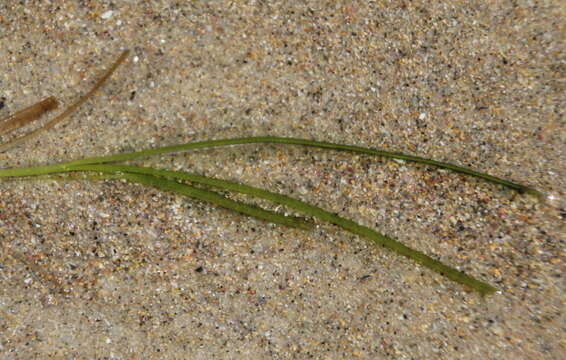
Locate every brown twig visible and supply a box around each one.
[0,50,129,153]
[0,96,59,136]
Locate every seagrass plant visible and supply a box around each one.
[0,50,542,296]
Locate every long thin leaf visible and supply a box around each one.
[0,136,542,199]
[69,164,497,295]
[88,170,313,230]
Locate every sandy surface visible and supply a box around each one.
[0,1,564,359]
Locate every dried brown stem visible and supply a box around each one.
[0,96,59,136]
[0,50,129,153]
